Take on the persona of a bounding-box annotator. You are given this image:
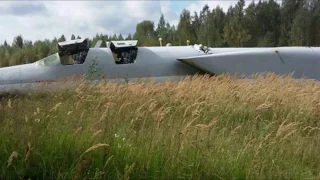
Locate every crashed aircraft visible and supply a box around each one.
[0,38,320,93]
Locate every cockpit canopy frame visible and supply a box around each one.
[109,40,138,51]
[57,38,90,56]
[109,40,138,64]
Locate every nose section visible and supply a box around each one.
[0,65,21,85]
[0,63,42,85]
[0,63,48,94]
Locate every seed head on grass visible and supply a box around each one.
[49,102,62,112]
[91,130,103,139]
[73,127,83,137]
[7,151,18,167]
[7,99,12,109]
[24,142,34,161]
[83,143,109,155]
[1,73,320,179]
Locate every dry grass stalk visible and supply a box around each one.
[7,151,18,167]
[24,142,34,161]
[104,155,114,168]
[73,159,91,180]
[83,143,109,154]
[7,99,12,109]
[73,127,83,137]
[67,111,73,116]
[25,115,29,123]
[91,130,103,139]
[70,143,110,172]
[1,73,320,179]
[276,119,301,138]
[49,102,62,112]
[256,102,274,111]
[123,163,136,180]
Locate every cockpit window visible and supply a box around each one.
[38,53,61,66]
[109,41,138,64]
[38,38,90,67]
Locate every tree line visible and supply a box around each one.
[0,0,318,67]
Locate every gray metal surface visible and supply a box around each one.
[178,47,320,79]
[1,40,320,94]
[0,45,204,93]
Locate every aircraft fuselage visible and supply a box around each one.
[0,46,205,93]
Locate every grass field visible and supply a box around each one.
[0,73,319,180]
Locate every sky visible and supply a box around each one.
[0,0,262,45]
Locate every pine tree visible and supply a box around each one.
[58,35,66,42]
[177,9,197,45]
[289,2,313,46]
[118,33,124,40]
[126,34,132,40]
[134,20,157,46]
[223,0,251,47]
[156,14,167,43]
[13,35,24,48]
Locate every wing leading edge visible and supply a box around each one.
[177,47,320,79]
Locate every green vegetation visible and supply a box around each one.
[0,0,319,67]
[0,74,319,179]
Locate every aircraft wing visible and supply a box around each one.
[177,47,320,79]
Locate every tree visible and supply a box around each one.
[191,12,201,42]
[71,34,75,40]
[177,9,197,45]
[126,34,132,40]
[166,24,178,45]
[278,0,303,46]
[111,34,118,40]
[254,0,281,47]
[197,4,211,46]
[212,6,226,47]
[13,35,23,48]
[118,33,124,40]
[77,35,81,39]
[223,0,251,47]
[244,1,258,46]
[103,35,109,41]
[100,40,107,47]
[58,35,66,42]
[156,14,168,43]
[3,0,320,68]
[134,20,157,46]
[289,3,313,46]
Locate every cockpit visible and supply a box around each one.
[109,40,138,64]
[57,38,90,65]
[37,38,90,67]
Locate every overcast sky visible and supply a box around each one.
[0,0,267,45]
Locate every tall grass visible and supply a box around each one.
[0,73,319,179]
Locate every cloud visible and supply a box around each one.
[0,1,182,45]
[0,2,48,16]
[0,1,262,45]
